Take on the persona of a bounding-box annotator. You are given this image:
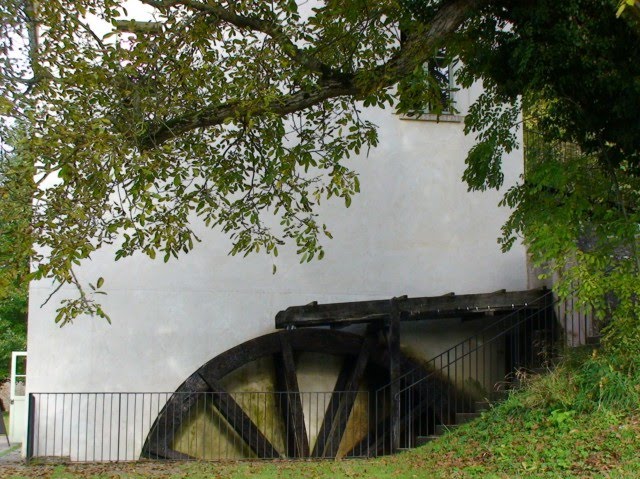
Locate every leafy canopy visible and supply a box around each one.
[0,129,30,377]
[0,0,481,324]
[456,0,640,361]
[2,0,640,340]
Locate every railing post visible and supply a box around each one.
[26,393,35,462]
[117,393,122,461]
[366,391,371,458]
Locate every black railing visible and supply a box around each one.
[27,391,369,462]
[372,289,596,454]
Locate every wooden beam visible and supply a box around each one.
[200,375,281,459]
[275,289,548,329]
[388,302,402,453]
[349,399,425,458]
[274,333,310,458]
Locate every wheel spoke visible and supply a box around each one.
[274,332,310,458]
[313,335,374,457]
[201,376,281,459]
[142,375,208,459]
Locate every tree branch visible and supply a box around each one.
[138,0,486,149]
[369,0,487,86]
[139,79,358,149]
[115,20,163,35]
[140,0,338,78]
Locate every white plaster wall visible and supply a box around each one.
[26,83,526,397]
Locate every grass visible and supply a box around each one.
[2,350,640,478]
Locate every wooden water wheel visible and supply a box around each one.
[141,328,452,460]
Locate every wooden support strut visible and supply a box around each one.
[346,357,463,457]
[388,298,402,453]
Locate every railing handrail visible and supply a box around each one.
[375,288,554,394]
[394,303,552,398]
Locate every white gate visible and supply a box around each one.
[9,351,27,444]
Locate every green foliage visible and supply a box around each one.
[457,0,640,364]
[459,0,640,163]
[0,131,30,378]
[0,0,472,324]
[0,293,27,380]
[617,0,640,28]
[501,349,640,415]
[440,356,640,477]
[2,0,639,333]
[573,351,640,411]
[461,87,519,191]
[496,128,640,363]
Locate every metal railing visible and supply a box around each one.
[372,289,596,454]
[27,391,369,462]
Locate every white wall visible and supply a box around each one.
[26,85,526,396]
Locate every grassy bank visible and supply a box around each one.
[3,350,640,478]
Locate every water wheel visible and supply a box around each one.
[141,328,447,460]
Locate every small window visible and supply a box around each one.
[399,49,463,123]
[426,49,455,114]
